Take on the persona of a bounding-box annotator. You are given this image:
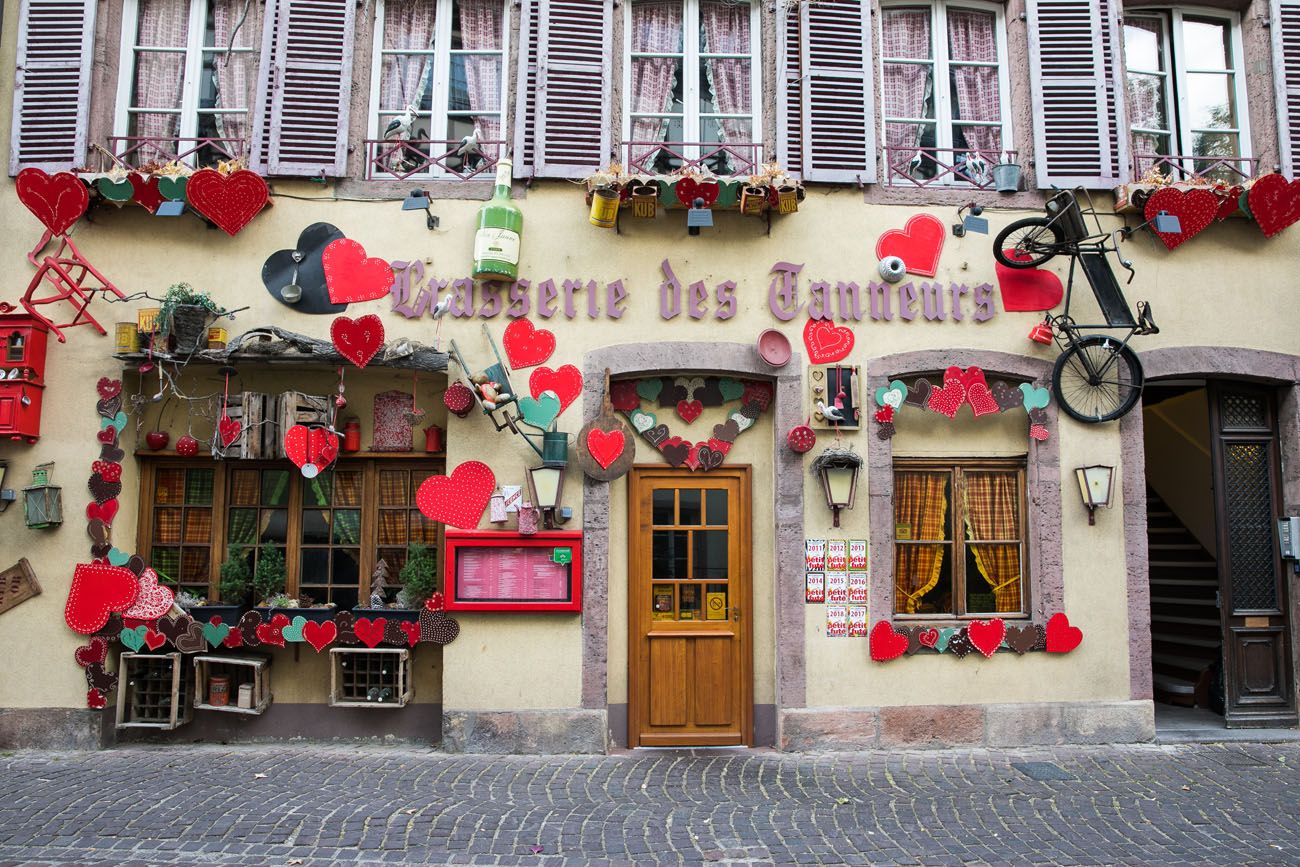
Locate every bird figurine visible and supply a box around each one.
[817,400,847,424]
[431,292,454,319]
[965,151,987,183]
[455,129,484,170]
[384,104,417,141]
[908,149,925,178]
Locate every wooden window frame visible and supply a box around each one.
[892,456,1029,621]
[137,457,445,604]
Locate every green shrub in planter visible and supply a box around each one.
[400,543,439,607]
[252,547,286,605]
[219,546,252,605]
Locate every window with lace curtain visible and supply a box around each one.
[623,0,761,177]
[1123,9,1252,183]
[893,459,1027,618]
[367,0,508,178]
[880,0,1010,186]
[114,0,254,166]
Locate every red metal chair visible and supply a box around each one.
[21,231,125,342]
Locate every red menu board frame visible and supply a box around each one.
[443,530,583,612]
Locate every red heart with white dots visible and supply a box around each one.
[97,378,122,400]
[927,368,967,419]
[676,400,703,424]
[1145,187,1217,251]
[869,620,910,662]
[92,461,122,483]
[416,461,496,530]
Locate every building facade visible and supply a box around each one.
[0,0,1297,752]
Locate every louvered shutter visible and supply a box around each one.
[776,1,804,177]
[513,0,541,177]
[794,0,875,183]
[9,0,97,175]
[1026,0,1127,188]
[267,0,356,177]
[250,0,283,173]
[1273,0,1300,178]
[532,0,611,178]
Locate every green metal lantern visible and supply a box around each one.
[23,462,62,529]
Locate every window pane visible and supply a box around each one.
[701,0,750,54]
[384,0,437,51]
[185,469,214,504]
[199,51,251,114]
[883,64,934,119]
[378,548,407,579]
[227,508,258,545]
[261,470,290,506]
[1194,131,1240,157]
[895,543,950,615]
[411,511,439,544]
[679,489,702,525]
[1183,18,1229,69]
[379,510,407,546]
[451,0,504,50]
[156,469,185,504]
[963,471,1020,540]
[154,508,182,545]
[204,0,254,49]
[230,470,259,505]
[151,547,181,585]
[630,58,684,116]
[181,548,209,584]
[653,489,675,525]
[882,8,931,59]
[137,0,189,47]
[183,509,212,544]
[966,543,1021,613]
[1185,73,1235,129]
[950,67,1000,122]
[705,489,727,526]
[132,54,187,110]
[333,510,362,545]
[449,55,502,113]
[947,9,996,63]
[333,549,361,590]
[334,471,362,507]
[1124,17,1164,71]
[301,547,329,584]
[302,509,330,544]
[894,472,950,541]
[304,475,332,508]
[630,0,683,54]
[380,471,407,506]
[652,530,689,580]
[1127,73,1169,133]
[692,530,728,581]
[260,509,288,544]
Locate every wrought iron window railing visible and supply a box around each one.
[98,136,247,170]
[624,141,764,178]
[884,146,1016,190]
[1131,153,1259,185]
[363,138,504,181]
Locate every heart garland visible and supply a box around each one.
[874,367,1051,443]
[619,376,768,472]
[868,614,1080,661]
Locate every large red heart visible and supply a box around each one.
[86,500,119,525]
[1246,173,1300,238]
[802,318,854,364]
[399,620,421,647]
[65,562,140,635]
[1144,187,1217,251]
[869,620,910,662]
[967,618,1006,658]
[875,214,945,277]
[302,620,338,653]
[675,177,719,207]
[75,637,108,667]
[1045,612,1083,653]
[217,414,242,448]
[529,365,583,415]
[322,238,394,304]
[927,367,967,419]
[283,425,339,479]
[586,428,625,470]
[129,173,166,215]
[16,168,89,236]
[353,617,387,648]
[995,250,1064,312]
[502,318,556,369]
[122,568,176,620]
[185,168,269,237]
[330,314,385,368]
[416,461,496,530]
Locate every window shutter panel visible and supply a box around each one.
[250,0,283,173]
[533,0,611,178]
[9,0,97,176]
[1098,0,1128,185]
[513,0,540,177]
[1026,0,1126,188]
[268,0,357,177]
[798,0,875,183]
[776,1,803,177]
[1273,0,1300,178]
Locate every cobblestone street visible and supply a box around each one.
[1,742,1298,866]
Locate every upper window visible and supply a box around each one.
[1124,9,1252,183]
[893,459,1027,618]
[622,0,761,176]
[115,0,254,166]
[367,0,508,178]
[881,1,1010,187]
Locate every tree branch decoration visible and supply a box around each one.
[873,366,1052,443]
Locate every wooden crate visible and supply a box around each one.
[275,391,329,458]
[0,558,41,616]
[214,391,271,459]
[329,648,412,708]
[115,652,193,730]
[193,654,272,715]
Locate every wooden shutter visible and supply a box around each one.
[776,1,803,177]
[267,0,357,177]
[250,0,283,173]
[9,0,97,175]
[1274,0,1300,178]
[513,0,541,177]
[794,0,875,183]
[1027,0,1127,188]
[532,0,611,178]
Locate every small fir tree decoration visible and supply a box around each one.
[252,547,286,606]
[370,559,392,607]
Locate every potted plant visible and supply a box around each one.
[189,546,251,623]
[158,282,227,354]
[252,546,286,616]
[398,543,439,619]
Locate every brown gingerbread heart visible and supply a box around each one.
[174,620,207,654]
[905,377,932,407]
[712,419,740,443]
[1006,624,1038,655]
[334,610,360,645]
[88,475,122,505]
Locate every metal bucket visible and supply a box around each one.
[589,188,620,228]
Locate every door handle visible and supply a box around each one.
[730,606,742,620]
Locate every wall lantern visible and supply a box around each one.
[402,189,438,230]
[1075,464,1114,525]
[0,459,14,512]
[23,462,62,529]
[526,431,571,529]
[812,446,862,528]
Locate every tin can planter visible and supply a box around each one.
[631,185,658,218]
[740,184,767,216]
[589,188,620,229]
[777,185,802,215]
[992,163,1022,194]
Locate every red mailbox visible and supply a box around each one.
[0,315,49,443]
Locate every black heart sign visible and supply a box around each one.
[261,223,349,314]
[87,475,122,505]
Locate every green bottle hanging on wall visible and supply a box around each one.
[472,158,522,282]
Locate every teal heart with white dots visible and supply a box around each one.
[100,412,127,433]
[120,626,146,652]
[281,615,307,643]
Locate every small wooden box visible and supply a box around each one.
[137,308,161,334]
[193,654,271,715]
[329,648,412,708]
[116,652,193,730]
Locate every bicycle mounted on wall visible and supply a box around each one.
[993,188,1160,423]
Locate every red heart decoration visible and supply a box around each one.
[92,461,122,483]
[64,562,140,635]
[706,437,731,455]
[874,406,894,424]
[416,461,496,530]
[869,620,910,662]
[16,168,89,236]
[86,689,107,710]
[256,621,286,647]
[529,365,583,415]
[676,400,703,424]
[223,627,245,648]
[959,367,998,418]
[802,318,855,364]
[74,637,108,668]
[122,568,176,620]
[217,414,242,448]
[97,428,118,445]
[1144,187,1217,250]
[967,618,1006,658]
[129,173,166,215]
[742,381,774,411]
[995,250,1065,312]
[302,620,338,653]
[330,314,385,368]
[322,238,394,304]
[1045,612,1083,653]
[86,500,119,525]
[353,617,387,648]
[1246,172,1300,238]
[185,168,269,237]
[875,214,945,277]
[283,425,339,479]
[399,620,421,648]
[917,627,939,649]
[1215,185,1243,222]
[927,367,967,419]
[425,591,445,612]
[502,318,556,369]
[97,378,122,400]
[675,177,720,207]
[143,628,167,651]
[1029,423,1050,442]
[586,428,625,470]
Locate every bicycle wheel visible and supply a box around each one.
[1052,334,1145,423]
[993,218,1064,269]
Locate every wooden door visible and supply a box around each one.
[628,467,752,746]
[1208,383,1297,727]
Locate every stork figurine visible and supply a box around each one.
[817,400,848,425]
[455,128,484,171]
[385,104,418,172]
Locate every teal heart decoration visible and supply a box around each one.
[120,626,147,652]
[96,177,133,202]
[107,547,130,567]
[935,628,958,654]
[730,411,755,434]
[874,379,908,409]
[629,409,656,433]
[202,621,231,648]
[1019,383,1051,412]
[100,412,127,433]
[281,615,307,643]
[157,175,187,201]
[636,378,663,402]
[718,378,744,402]
[655,180,681,209]
[518,392,561,430]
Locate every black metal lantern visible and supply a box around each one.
[526,431,570,529]
[811,446,862,528]
[23,462,62,529]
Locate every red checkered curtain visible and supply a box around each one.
[211,0,252,145]
[380,0,436,118]
[628,1,683,164]
[134,0,190,145]
[963,471,1021,612]
[459,0,505,141]
[947,8,1001,156]
[893,471,948,614]
[701,0,752,156]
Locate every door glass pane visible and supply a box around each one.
[705,488,727,525]
[1222,442,1278,610]
[652,583,675,620]
[678,583,701,619]
[652,530,689,579]
[302,509,330,544]
[704,583,729,620]
[679,489,702,525]
[693,530,728,580]
[653,489,675,525]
